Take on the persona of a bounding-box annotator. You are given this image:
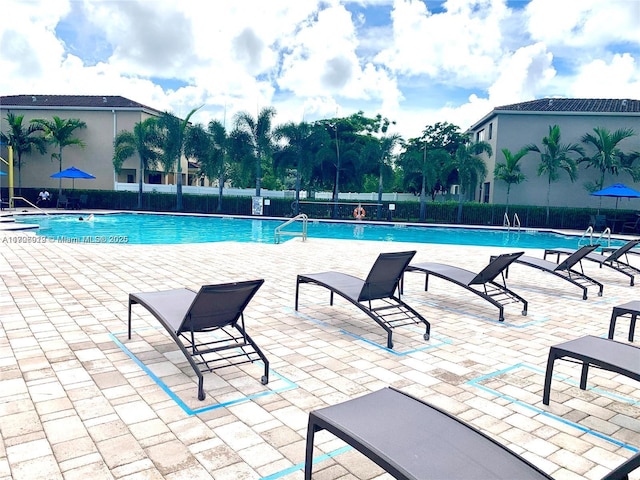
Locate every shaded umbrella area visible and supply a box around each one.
[591,183,640,209]
[50,166,96,189]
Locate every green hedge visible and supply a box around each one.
[3,187,630,231]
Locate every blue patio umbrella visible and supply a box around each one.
[591,183,640,209]
[0,171,6,176]
[50,166,95,190]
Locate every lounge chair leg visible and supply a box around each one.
[198,378,205,401]
[304,422,319,480]
[579,362,589,390]
[542,349,557,405]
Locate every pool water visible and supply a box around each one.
[17,213,619,249]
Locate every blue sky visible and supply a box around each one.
[2,0,639,139]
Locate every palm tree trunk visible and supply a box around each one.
[217,172,224,212]
[137,154,143,210]
[377,169,383,220]
[419,175,427,222]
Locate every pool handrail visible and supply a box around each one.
[11,196,50,215]
[274,213,308,244]
[579,225,611,248]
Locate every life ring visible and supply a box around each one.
[353,206,366,219]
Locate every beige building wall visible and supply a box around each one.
[0,105,189,191]
[470,111,640,210]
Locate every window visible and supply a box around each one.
[148,173,162,184]
[476,129,485,142]
[483,182,490,203]
[127,174,134,183]
[488,122,493,140]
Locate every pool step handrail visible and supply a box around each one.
[274,213,308,244]
[11,196,50,215]
[579,225,611,247]
[503,212,520,231]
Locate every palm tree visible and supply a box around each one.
[525,125,583,225]
[580,126,636,191]
[445,140,491,223]
[366,133,401,220]
[233,107,276,197]
[30,116,87,196]
[112,117,162,210]
[184,119,230,212]
[158,107,201,211]
[272,121,321,215]
[0,113,47,192]
[493,147,529,215]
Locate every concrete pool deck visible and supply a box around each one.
[1,224,639,479]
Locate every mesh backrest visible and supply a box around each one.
[178,279,264,333]
[359,251,416,301]
[557,244,599,270]
[606,239,640,262]
[470,252,524,285]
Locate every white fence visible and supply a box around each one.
[114,182,419,202]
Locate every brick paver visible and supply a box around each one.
[1,220,639,479]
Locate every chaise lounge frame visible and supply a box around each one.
[304,386,640,479]
[295,251,430,349]
[405,251,528,322]
[543,335,640,406]
[544,239,640,286]
[128,279,269,401]
[505,244,604,300]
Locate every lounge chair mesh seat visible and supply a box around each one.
[507,244,604,299]
[304,386,640,479]
[405,251,528,321]
[295,251,430,349]
[544,239,640,286]
[128,279,269,401]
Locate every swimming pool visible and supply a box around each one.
[16,213,619,250]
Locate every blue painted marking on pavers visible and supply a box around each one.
[468,363,639,452]
[109,333,297,416]
[259,446,352,480]
[405,296,548,328]
[291,308,451,355]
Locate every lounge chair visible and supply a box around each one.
[405,251,528,322]
[295,251,430,349]
[542,335,640,406]
[57,194,69,209]
[304,386,640,480]
[544,239,640,286]
[128,279,269,401]
[505,244,604,300]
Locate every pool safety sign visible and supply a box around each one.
[252,196,263,215]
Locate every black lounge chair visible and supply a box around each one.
[305,386,640,480]
[543,335,640,406]
[128,279,269,401]
[544,239,640,286]
[295,251,430,349]
[405,251,528,322]
[506,244,604,300]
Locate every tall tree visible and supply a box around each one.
[580,126,637,191]
[158,107,201,211]
[0,113,47,192]
[233,107,276,197]
[30,116,87,196]
[273,121,323,215]
[112,117,162,210]
[184,119,231,212]
[525,125,583,224]
[444,139,491,223]
[493,147,529,215]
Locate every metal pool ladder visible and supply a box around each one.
[579,225,611,247]
[274,213,308,244]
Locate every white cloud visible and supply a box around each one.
[569,53,640,99]
[0,0,638,142]
[525,0,640,50]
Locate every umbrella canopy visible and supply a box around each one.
[50,166,96,191]
[50,166,96,180]
[591,183,640,209]
[591,183,640,198]
[0,171,6,176]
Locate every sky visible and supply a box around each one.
[1,0,639,140]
